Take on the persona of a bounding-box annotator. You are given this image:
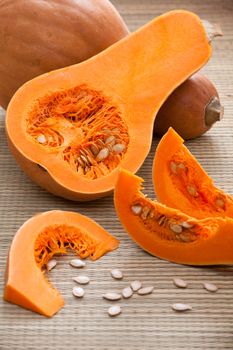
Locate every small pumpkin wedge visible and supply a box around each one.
[6,10,211,201]
[114,169,233,265]
[153,128,233,219]
[4,210,119,317]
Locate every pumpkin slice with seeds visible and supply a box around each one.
[153,128,233,219]
[4,211,119,317]
[114,169,233,265]
[6,10,211,201]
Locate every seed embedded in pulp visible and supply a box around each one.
[141,206,150,220]
[215,198,225,208]
[37,134,46,144]
[170,223,183,234]
[131,205,142,215]
[181,221,194,229]
[96,147,109,161]
[170,161,177,174]
[187,185,198,197]
[112,143,125,154]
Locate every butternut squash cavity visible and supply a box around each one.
[114,169,233,265]
[153,128,233,219]
[26,85,129,180]
[4,211,119,317]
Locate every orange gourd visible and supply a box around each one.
[114,169,233,265]
[0,0,129,109]
[4,210,119,317]
[6,10,211,201]
[153,128,233,219]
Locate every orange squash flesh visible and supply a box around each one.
[114,169,233,265]
[6,10,211,201]
[153,128,233,219]
[4,211,119,317]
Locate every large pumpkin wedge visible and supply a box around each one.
[6,10,211,201]
[153,128,233,219]
[114,169,233,265]
[0,0,129,109]
[4,211,119,317]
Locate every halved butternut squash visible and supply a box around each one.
[4,210,119,317]
[6,10,211,201]
[153,128,233,219]
[114,169,233,265]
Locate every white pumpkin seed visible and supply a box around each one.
[181,221,194,229]
[203,282,218,292]
[105,135,115,144]
[141,206,150,220]
[173,278,188,288]
[111,269,123,280]
[170,223,183,234]
[172,303,192,312]
[72,275,90,285]
[108,305,121,317]
[170,161,177,174]
[37,134,46,144]
[96,147,109,161]
[72,286,85,298]
[103,292,122,301]
[47,259,57,271]
[112,143,125,154]
[187,185,198,197]
[130,280,142,292]
[122,287,133,299]
[70,259,86,268]
[138,286,154,295]
[131,204,142,215]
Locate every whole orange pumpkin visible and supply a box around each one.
[0,0,129,109]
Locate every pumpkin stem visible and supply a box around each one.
[205,96,224,126]
[202,20,223,43]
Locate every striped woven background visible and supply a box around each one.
[0,1,232,349]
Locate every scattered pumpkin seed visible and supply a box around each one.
[96,147,109,161]
[158,215,167,226]
[172,303,192,312]
[203,282,218,292]
[90,144,99,156]
[131,204,142,215]
[70,259,86,268]
[173,278,188,288]
[103,292,122,301]
[112,143,125,154]
[122,287,133,299]
[179,233,192,243]
[47,259,57,271]
[170,223,183,234]
[138,286,154,295]
[37,134,46,144]
[72,275,90,285]
[111,269,123,280]
[108,305,121,317]
[130,280,142,292]
[72,286,85,298]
